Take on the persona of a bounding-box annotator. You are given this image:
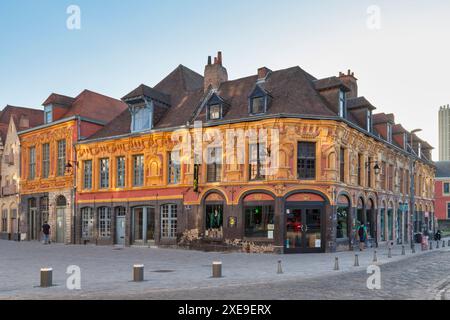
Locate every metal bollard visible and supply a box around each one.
[354,254,360,267]
[373,250,378,262]
[430,241,433,250]
[401,246,406,256]
[334,257,339,270]
[436,241,440,249]
[388,247,392,258]
[212,261,222,278]
[133,264,144,282]
[277,260,283,274]
[40,268,53,288]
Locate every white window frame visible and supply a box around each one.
[161,204,177,238]
[81,207,94,238]
[98,207,111,238]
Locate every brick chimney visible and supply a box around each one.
[19,115,30,129]
[257,67,272,80]
[339,69,358,99]
[204,51,228,92]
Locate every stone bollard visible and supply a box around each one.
[133,264,144,282]
[388,247,392,258]
[277,260,283,274]
[412,244,416,254]
[430,241,433,250]
[334,257,339,271]
[354,254,360,267]
[212,261,222,278]
[402,246,406,256]
[448,240,450,247]
[436,241,440,249]
[443,241,446,248]
[40,268,53,288]
[373,250,378,262]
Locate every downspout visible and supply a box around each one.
[73,116,81,244]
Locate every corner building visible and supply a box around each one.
[75,53,435,253]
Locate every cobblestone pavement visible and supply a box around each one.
[0,239,449,300]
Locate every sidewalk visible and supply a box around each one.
[0,238,449,299]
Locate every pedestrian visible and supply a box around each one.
[358,223,368,251]
[435,229,442,241]
[42,221,51,245]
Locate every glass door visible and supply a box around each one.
[285,206,323,253]
[132,207,155,245]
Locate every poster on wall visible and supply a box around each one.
[228,216,237,228]
[268,231,274,239]
[315,239,321,248]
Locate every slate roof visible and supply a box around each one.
[0,105,44,142]
[435,161,450,178]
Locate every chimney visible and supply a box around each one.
[338,69,358,99]
[204,51,228,92]
[257,67,272,80]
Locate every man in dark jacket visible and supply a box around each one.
[42,222,51,244]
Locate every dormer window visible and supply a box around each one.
[208,104,222,120]
[387,123,393,143]
[44,105,52,124]
[130,100,153,133]
[206,94,227,121]
[249,85,271,115]
[339,90,346,118]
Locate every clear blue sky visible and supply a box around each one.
[1,0,449,158]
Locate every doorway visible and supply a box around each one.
[131,207,155,245]
[56,196,67,243]
[115,207,126,245]
[285,205,324,253]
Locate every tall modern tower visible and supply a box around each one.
[439,105,450,161]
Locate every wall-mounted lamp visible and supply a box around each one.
[366,161,381,175]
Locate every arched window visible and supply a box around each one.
[81,207,94,238]
[161,204,177,238]
[380,201,386,241]
[56,195,67,207]
[336,195,350,239]
[98,207,111,238]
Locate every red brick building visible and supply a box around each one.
[435,161,450,229]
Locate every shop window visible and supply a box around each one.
[380,208,386,241]
[81,207,94,238]
[205,204,223,238]
[244,204,274,238]
[387,208,393,240]
[161,204,177,238]
[336,206,349,239]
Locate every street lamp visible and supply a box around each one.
[409,128,422,248]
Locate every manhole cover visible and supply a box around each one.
[152,270,175,273]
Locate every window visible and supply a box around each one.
[357,154,363,186]
[448,203,450,219]
[131,104,152,132]
[133,155,144,187]
[99,158,110,189]
[117,156,126,188]
[44,105,52,124]
[83,160,92,190]
[380,208,386,241]
[57,139,66,176]
[339,147,345,183]
[399,168,405,194]
[339,90,346,118]
[168,152,180,184]
[207,147,222,182]
[366,110,372,132]
[250,96,266,114]
[208,104,221,120]
[161,204,177,238]
[42,144,50,178]
[444,182,450,194]
[367,157,372,188]
[380,162,387,190]
[98,207,111,237]
[205,204,223,238]
[387,123,392,143]
[29,147,36,180]
[249,142,266,180]
[40,197,49,223]
[81,207,94,238]
[244,204,274,238]
[1,210,7,232]
[297,142,316,179]
[388,165,394,191]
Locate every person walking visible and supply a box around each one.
[42,221,51,245]
[358,223,368,251]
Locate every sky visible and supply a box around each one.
[0,0,449,159]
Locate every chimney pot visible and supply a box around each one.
[207,56,212,65]
[217,51,223,65]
